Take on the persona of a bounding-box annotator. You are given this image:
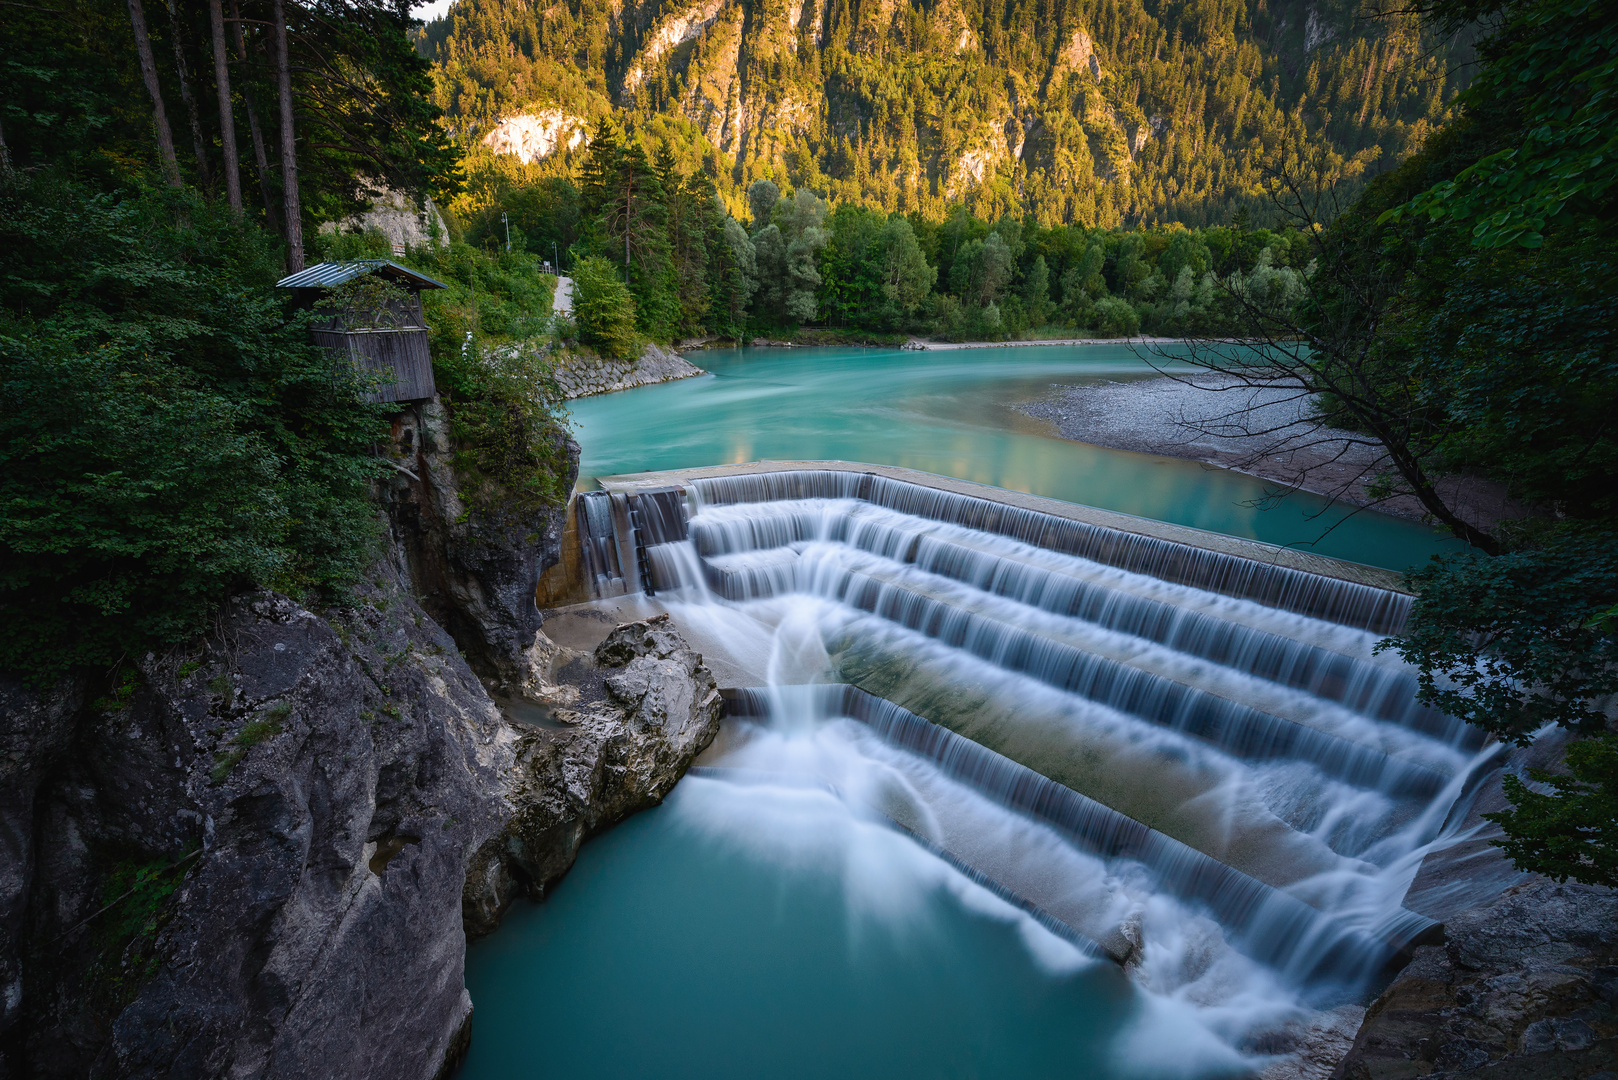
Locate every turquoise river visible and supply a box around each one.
[459,345,1459,1080]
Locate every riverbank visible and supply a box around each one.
[1017,374,1520,532]
[678,334,1187,350]
[555,343,706,399]
[911,335,1197,350]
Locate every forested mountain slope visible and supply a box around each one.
[420,0,1474,225]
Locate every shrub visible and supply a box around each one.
[1092,296,1142,336]
[0,176,388,681]
[571,255,639,359]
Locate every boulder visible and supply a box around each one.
[462,615,721,936]
[1334,879,1618,1080]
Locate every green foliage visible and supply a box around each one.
[316,274,414,330]
[0,176,388,681]
[1486,734,1618,886]
[3,0,463,241]
[0,0,156,185]
[209,747,248,784]
[437,336,571,514]
[1407,226,1618,519]
[424,0,1472,229]
[233,721,278,749]
[1386,0,1616,248]
[1092,296,1143,336]
[572,255,639,358]
[460,109,1320,339]
[91,849,197,1003]
[1387,531,1618,743]
[1334,0,1618,881]
[579,119,675,336]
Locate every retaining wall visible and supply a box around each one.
[555,343,707,398]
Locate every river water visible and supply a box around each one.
[460,345,1475,1079]
[567,345,1458,571]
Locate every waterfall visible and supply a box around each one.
[581,467,1494,1037]
[689,501,1468,745]
[689,471,1413,633]
[723,686,1436,984]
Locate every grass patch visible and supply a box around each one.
[207,672,234,709]
[88,847,199,1007]
[208,703,289,783]
[92,666,141,714]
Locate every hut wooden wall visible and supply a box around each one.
[312,328,436,403]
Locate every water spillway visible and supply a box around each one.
[517,461,1496,1074]
[722,685,1437,984]
[686,469,1414,633]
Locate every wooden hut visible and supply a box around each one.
[277,260,448,404]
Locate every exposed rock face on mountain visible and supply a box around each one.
[1334,880,1618,1080]
[425,0,1473,226]
[464,615,722,935]
[479,109,590,164]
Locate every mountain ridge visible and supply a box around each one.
[420,0,1474,226]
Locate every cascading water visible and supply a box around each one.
[568,468,1499,1067]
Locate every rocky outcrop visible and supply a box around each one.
[317,187,449,251]
[0,406,723,1077]
[479,110,590,165]
[0,594,721,1078]
[2,577,510,1079]
[553,343,707,399]
[463,615,722,935]
[0,677,85,1048]
[380,396,579,695]
[1334,880,1618,1080]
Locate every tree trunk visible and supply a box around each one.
[125,0,183,187]
[165,0,212,189]
[271,0,302,272]
[229,0,282,236]
[208,0,241,210]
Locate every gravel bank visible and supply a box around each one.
[1017,375,1518,529]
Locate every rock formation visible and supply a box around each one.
[2,577,506,1078]
[0,410,720,1078]
[380,396,578,695]
[464,615,721,935]
[1334,880,1618,1080]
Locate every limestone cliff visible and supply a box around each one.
[380,396,578,695]
[0,418,719,1078]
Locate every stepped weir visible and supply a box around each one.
[543,462,1496,1011]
